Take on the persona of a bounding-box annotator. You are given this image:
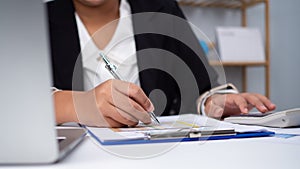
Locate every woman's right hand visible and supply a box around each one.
[54,79,154,127]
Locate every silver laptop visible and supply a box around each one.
[0,0,86,164]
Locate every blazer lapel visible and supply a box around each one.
[47,0,84,90]
[127,0,166,94]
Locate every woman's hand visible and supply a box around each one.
[204,93,276,119]
[54,79,154,127]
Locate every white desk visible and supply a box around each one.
[2,127,300,169]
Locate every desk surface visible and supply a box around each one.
[2,127,300,169]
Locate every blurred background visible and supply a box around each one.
[179,0,300,111]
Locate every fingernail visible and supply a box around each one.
[260,105,267,111]
[242,108,248,114]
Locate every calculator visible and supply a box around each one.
[224,108,300,128]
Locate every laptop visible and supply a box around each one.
[0,0,86,164]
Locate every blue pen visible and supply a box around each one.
[99,52,160,124]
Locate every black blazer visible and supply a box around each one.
[46,0,218,116]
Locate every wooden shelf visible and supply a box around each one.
[209,61,267,66]
[178,0,270,97]
[178,0,266,9]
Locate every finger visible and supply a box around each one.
[104,104,139,127]
[128,84,154,112]
[105,117,127,128]
[126,99,152,124]
[109,90,151,124]
[253,94,276,111]
[232,95,249,114]
[241,93,268,113]
[113,80,154,112]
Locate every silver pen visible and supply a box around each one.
[99,52,160,124]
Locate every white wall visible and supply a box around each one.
[269,0,300,110]
[180,0,300,111]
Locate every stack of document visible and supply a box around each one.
[86,114,274,145]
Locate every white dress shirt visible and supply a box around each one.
[75,0,140,91]
[73,0,237,116]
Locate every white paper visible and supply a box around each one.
[86,114,267,143]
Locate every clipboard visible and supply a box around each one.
[83,114,275,146]
[85,126,275,146]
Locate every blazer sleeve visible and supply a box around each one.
[168,1,220,92]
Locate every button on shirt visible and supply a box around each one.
[75,0,140,91]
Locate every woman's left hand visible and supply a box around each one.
[204,93,276,118]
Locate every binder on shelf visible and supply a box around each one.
[216,27,265,62]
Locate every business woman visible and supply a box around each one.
[47,0,276,127]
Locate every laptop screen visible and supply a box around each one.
[0,0,59,163]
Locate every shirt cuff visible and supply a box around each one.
[51,87,62,95]
[196,83,239,116]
